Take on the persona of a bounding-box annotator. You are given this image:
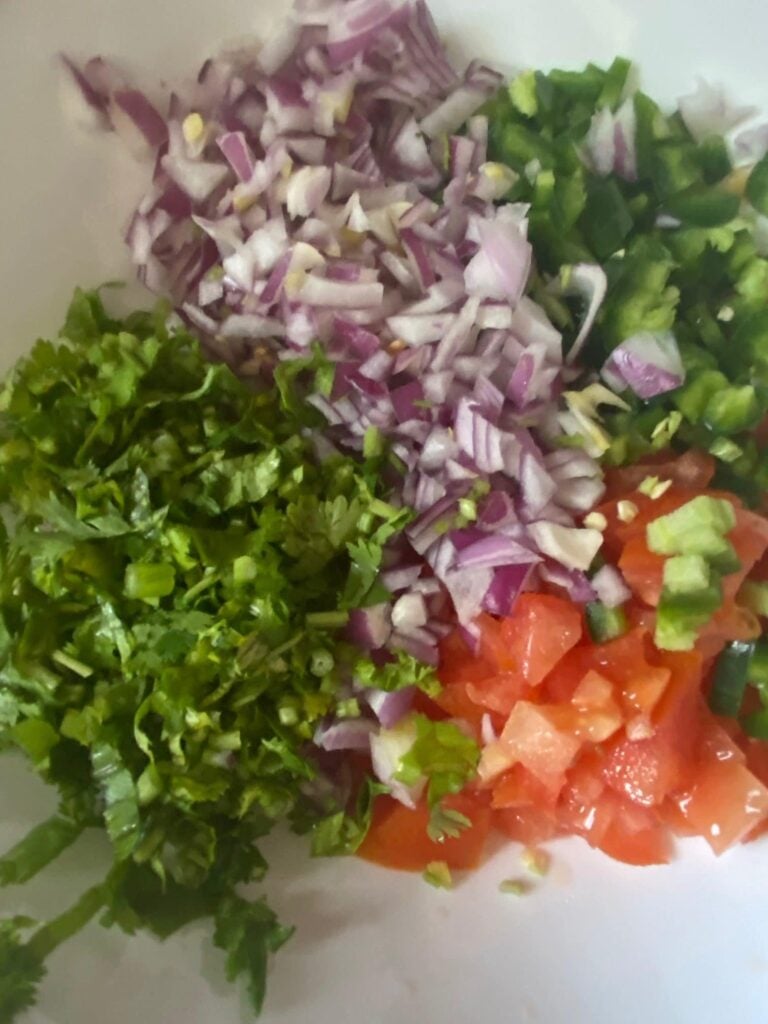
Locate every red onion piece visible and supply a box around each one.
[591,564,632,609]
[364,686,417,729]
[602,331,685,399]
[315,719,377,752]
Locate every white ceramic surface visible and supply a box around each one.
[2,2,768,1022]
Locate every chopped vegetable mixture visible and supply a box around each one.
[3,0,768,1019]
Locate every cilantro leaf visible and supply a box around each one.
[395,715,480,808]
[213,895,294,1016]
[0,918,46,1023]
[0,289,410,1017]
[427,806,473,843]
[353,651,440,696]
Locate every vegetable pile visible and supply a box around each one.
[483,62,768,501]
[0,290,419,1019]
[2,0,768,1019]
[63,0,612,668]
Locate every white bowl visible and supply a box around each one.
[1,2,768,1022]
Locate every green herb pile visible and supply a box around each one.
[483,61,768,502]
[0,289,420,1021]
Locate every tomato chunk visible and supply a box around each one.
[603,451,716,501]
[478,595,582,680]
[678,760,768,854]
[491,763,563,810]
[494,805,559,846]
[357,793,491,871]
[594,794,673,866]
[480,701,582,784]
[602,731,685,807]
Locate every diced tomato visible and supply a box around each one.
[677,760,768,854]
[697,601,761,662]
[618,537,666,605]
[603,450,716,502]
[568,671,624,743]
[410,689,449,721]
[494,805,559,846]
[592,793,673,866]
[557,749,607,836]
[609,492,768,622]
[491,762,563,810]
[602,731,685,807]
[696,715,746,766]
[466,672,532,716]
[588,628,661,692]
[437,628,505,732]
[659,797,700,838]
[752,549,768,583]
[599,652,701,813]
[695,505,768,665]
[438,629,493,687]
[620,664,670,720]
[725,508,768,596]
[434,679,490,733]
[743,737,768,786]
[543,647,595,703]
[625,603,658,635]
[742,740,768,843]
[467,597,582,714]
[357,793,491,871]
[475,613,513,671]
[651,650,704,768]
[601,488,700,552]
[421,485,768,878]
[479,700,582,784]
[560,758,672,865]
[480,595,582,682]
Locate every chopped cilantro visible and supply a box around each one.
[0,290,405,1018]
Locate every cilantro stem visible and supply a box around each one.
[305,610,349,629]
[26,879,110,961]
[0,816,85,888]
[181,569,219,605]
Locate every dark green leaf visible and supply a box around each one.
[91,742,141,861]
[0,917,46,1023]
[213,895,294,1016]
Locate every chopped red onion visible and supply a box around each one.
[391,592,428,632]
[346,604,392,650]
[69,0,628,664]
[563,263,607,364]
[315,719,377,752]
[734,122,768,165]
[602,330,685,399]
[540,562,597,604]
[584,99,637,183]
[112,90,168,150]
[483,562,534,615]
[370,717,425,808]
[464,207,531,303]
[528,521,604,573]
[678,78,755,143]
[591,564,632,609]
[455,534,538,570]
[364,686,417,728]
[481,713,498,745]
